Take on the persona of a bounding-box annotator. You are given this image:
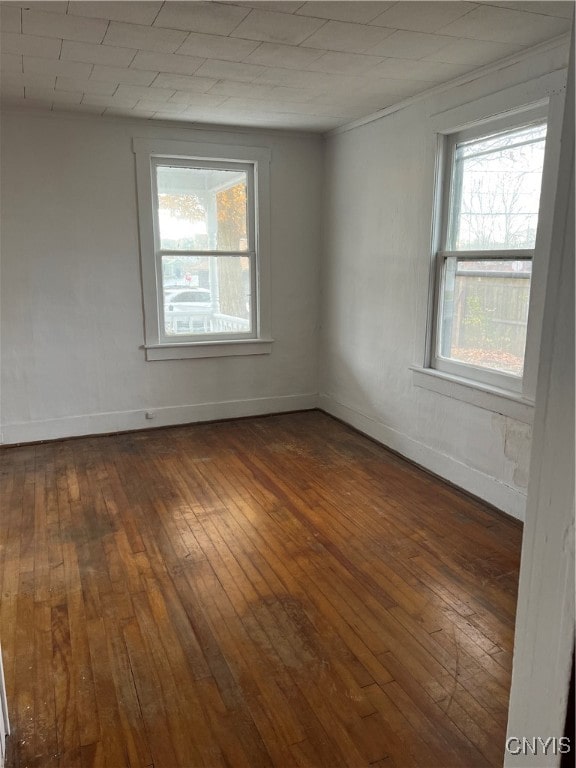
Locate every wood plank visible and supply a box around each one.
[2,412,522,768]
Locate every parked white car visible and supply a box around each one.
[163,288,213,334]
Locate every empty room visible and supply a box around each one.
[0,1,574,767]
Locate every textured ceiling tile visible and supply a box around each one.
[296,2,394,24]
[155,110,203,120]
[369,57,471,81]
[1,84,24,100]
[103,21,187,53]
[194,58,266,83]
[1,5,21,33]
[314,101,384,118]
[22,9,108,43]
[61,40,137,67]
[370,2,476,33]
[230,9,326,45]
[5,2,68,13]
[424,37,523,65]
[208,104,339,124]
[364,78,429,102]
[306,51,384,74]
[5,96,57,108]
[175,31,259,62]
[310,89,384,108]
[83,92,139,107]
[438,4,571,44]
[208,80,313,100]
[0,53,23,72]
[221,97,318,115]
[2,71,56,88]
[68,2,163,25]
[302,20,396,53]
[233,2,305,12]
[52,102,106,114]
[56,76,118,95]
[165,92,227,108]
[130,51,205,76]
[367,30,455,59]
[90,64,158,86]
[242,42,323,68]
[104,106,153,117]
[114,84,175,101]
[25,86,83,103]
[82,92,139,107]
[254,65,342,90]
[24,56,93,79]
[484,1,575,19]
[151,72,218,91]
[206,101,350,130]
[138,100,188,113]
[154,2,250,34]
[1,31,62,58]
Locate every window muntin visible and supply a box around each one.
[151,158,256,343]
[435,116,547,389]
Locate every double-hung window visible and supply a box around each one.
[433,112,547,393]
[133,139,272,360]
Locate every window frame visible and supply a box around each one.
[431,105,548,394]
[133,138,272,360]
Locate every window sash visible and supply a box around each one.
[433,251,533,392]
[156,251,257,344]
[441,118,547,254]
[151,157,256,254]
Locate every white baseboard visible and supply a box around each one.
[319,394,526,521]
[2,392,526,520]
[1,393,319,445]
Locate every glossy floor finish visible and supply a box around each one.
[1,411,523,768]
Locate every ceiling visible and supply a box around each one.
[0,1,572,132]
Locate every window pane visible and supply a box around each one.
[162,255,251,337]
[156,165,248,252]
[439,258,531,376]
[448,123,546,250]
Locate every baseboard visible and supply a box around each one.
[319,394,527,521]
[2,392,527,520]
[1,393,319,445]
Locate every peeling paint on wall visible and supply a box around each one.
[492,413,532,489]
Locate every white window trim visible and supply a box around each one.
[415,73,567,416]
[133,137,273,360]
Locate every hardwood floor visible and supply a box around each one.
[0,411,523,768]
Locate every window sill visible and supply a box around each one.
[411,366,534,424]
[145,338,273,361]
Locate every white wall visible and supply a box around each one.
[0,113,323,443]
[320,41,569,520]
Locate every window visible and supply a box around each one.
[433,113,547,392]
[133,139,272,360]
